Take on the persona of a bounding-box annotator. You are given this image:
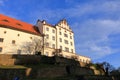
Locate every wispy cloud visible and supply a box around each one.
[74,19,120,59]
[31,0,120,22]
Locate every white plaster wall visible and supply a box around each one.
[0,27,41,54]
[43,25,56,49]
[56,26,75,53]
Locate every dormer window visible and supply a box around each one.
[16,23,22,26]
[2,19,9,22]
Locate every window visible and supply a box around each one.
[2,19,9,22]
[52,29,55,33]
[60,46,62,50]
[4,31,7,34]
[16,23,22,26]
[64,33,68,37]
[65,47,69,52]
[12,40,16,44]
[59,38,62,42]
[0,47,2,52]
[71,49,73,53]
[59,32,62,35]
[0,38,4,42]
[70,36,72,39]
[46,34,49,39]
[46,27,49,31]
[52,36,55,41]
[30,37,32,39]
[64,40,68,44]
[17,34,20,36]
[70,42,73,46]
[46,43,49,47]
[52,44,55,48]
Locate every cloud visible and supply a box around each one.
[0,0,4,5]
[31,0,120,22]
[74,19,120,59]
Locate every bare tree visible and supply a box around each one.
[22,37,47,55]
[102,62,115,75]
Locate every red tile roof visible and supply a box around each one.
[0,14,40,35]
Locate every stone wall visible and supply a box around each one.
[0,68,26,80]
[0,66,94,80]
[0,54,15,65]
[0,54,97,80]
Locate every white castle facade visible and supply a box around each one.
[0,14,91,63]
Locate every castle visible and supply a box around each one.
[0,14,91,63]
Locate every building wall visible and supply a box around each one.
[56,26,75,53]
[0,27,41,54]
[37,20,76,58]
[77,55,91,63]
[0,18,91,63]
[43,24,56,49]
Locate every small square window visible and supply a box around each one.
[59,32,62,35]
[52,36,55,41]
[52,29,55,33]
[0,38,4,42]
[17,34,20,36]
[30,37,32,39]
[52,44,55,48]
[46,34,49,39]
[46,43,49,47]
[64,40,68,44]
[0,47,2,52]
[71,49,73,53]
[46,27,49,31]
[64,33,68,37]
[70,36,72,39]
[60,46,62,50]
[12,40,16,44]
[70,42,73,46]
[59,38,62,42]
[4,31,7,34]
[65,47,69,52]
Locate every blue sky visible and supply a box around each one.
[0,0,120,68]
